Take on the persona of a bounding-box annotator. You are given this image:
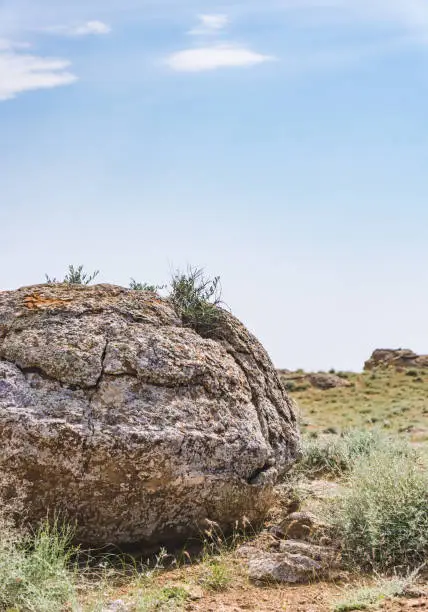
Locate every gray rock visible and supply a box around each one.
[0,284,300,546]
[248,551,323,584]
[246,540,340,584]
[307,373,351,390]
[278,370,351,390]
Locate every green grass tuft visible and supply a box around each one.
[198,559,231,592]
[136,585,190,611]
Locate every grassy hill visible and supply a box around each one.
[280,367,428,446]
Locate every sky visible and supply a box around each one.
[1,0,428,371]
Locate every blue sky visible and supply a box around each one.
[2,0,428,371]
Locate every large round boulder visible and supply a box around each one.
[0,284,300,546]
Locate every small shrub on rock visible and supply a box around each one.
[129,279,165,293]
[45,264,99,285]
[169,267,223,337]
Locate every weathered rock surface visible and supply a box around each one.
[0,284,300,546]
[364,349,428,371]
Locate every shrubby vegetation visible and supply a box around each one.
[329,439,428,572]
[129,279,164,292]
[43,264,224,337]
[169,267,223,337]
[294,429,428,573]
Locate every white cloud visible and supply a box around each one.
[71,20,111,36]
[188,14,229,36]
[200,14,228,30]
[46,20,111,37]
[169,12,275,73]
[0,40,77,100]
[166,44,275,72]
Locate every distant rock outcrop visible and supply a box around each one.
[278,370,351,391]
[364,349,428,371]
[0,283,300,546]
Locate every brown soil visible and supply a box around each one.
[188,592,428,612]
[187,581,346,611]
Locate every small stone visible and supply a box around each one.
[248,551,323,584]
[279,511,324,542]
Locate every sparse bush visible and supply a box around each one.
[329,441,428,572]
[45,264,99,285]
[169,267,223,337]
[296,430,388,477]
[0,516,78,612]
